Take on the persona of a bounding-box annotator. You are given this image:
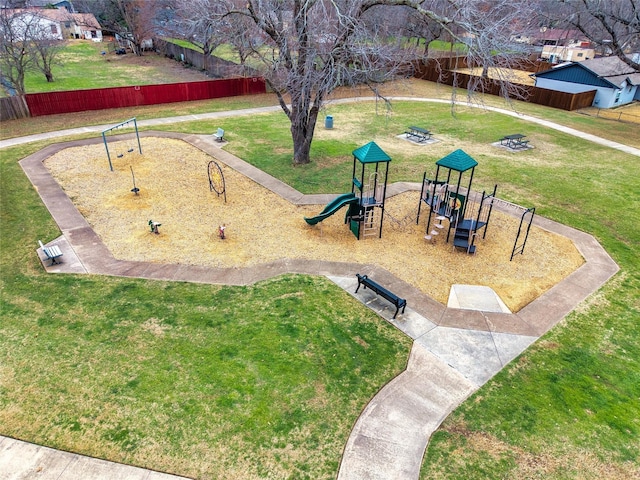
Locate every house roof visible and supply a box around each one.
[71,12,101,30]
[534,56,640,88]
[579,57,640,86]
[352,141,391,164]
[535,28,587,43]
[16,6,73,23]
[5,7,101,31]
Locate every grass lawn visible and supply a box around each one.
[1,81,639,478]
[14,39,210,96]
[0,142,410,478]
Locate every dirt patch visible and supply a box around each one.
[44,138,584,312]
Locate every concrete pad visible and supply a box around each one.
[492,332,538,367]
[416,327,503,386]
[439,307,491,331]
[491,141,533,152]
[397,133,439,146]
[37,236,87,274]
[447,284,511,313]
[387,309,437,340]
[484,311,538,336]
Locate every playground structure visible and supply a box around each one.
[305,141,391,240]
[417,149,535,257]
[101,118,142,171]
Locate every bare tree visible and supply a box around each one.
[173,0,227,72]
[31,20,64,82]
[555,0,640,71]
[181,0,532,165]
[0,9,38,95]
[89,0,160,56]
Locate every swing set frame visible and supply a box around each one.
[101,118,142,171]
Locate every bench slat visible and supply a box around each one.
[38,240,63,265]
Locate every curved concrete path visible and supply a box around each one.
[4,99,626,479]
[2,97,639,157]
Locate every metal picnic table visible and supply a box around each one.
[406,126,432,142]
[500,133,529,149]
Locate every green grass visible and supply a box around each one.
[0,143,410,478]
[19,40,206,94]
[1,80,639,477]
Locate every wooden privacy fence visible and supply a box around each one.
[155,39,257,79]
[414,59,595,111]
[24,77,266,117]
[0,96,30,122]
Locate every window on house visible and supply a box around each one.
[577,53,583,57]
[615,91,621,103]
[50,24,57,34]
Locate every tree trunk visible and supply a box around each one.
[291,126,312,165]
[289,100,320,165]
[45,71,54,82]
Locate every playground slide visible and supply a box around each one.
[304,193,359,225]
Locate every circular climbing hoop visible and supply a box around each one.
[208,160,226,202]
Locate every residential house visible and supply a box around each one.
[532,56,640,108]
[541,44,595,63]
[534,28,587,47]
[1,8,64,41]
[69,12,101,41]
[3,7,102,41]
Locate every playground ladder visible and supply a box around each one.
[362,206,378,238]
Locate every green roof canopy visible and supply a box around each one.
[435,149,477,172]
[352,141,391,164]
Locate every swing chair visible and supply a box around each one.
[101,118,142,171]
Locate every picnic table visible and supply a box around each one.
[406,126,432,142]
[500,134,529,149]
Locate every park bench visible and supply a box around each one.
[38,240,63,265]
[355,273,407,319]
[405,126,432,143]
[213,128,225,142]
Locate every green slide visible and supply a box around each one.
[304,193,359,225]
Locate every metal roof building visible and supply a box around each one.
[532,56,640,108]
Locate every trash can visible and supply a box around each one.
[325,115,333,129]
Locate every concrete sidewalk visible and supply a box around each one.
[0,437,189,480]
[1,97,638,157]
[3,109,624,479]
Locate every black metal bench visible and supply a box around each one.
[38,240,63,265]
[355,274,406,318]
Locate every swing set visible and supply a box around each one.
[101,118,142,171]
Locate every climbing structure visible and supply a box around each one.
[416,149,497,254]
[347,141,391,239]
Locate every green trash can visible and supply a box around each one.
[325,115,333,129]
